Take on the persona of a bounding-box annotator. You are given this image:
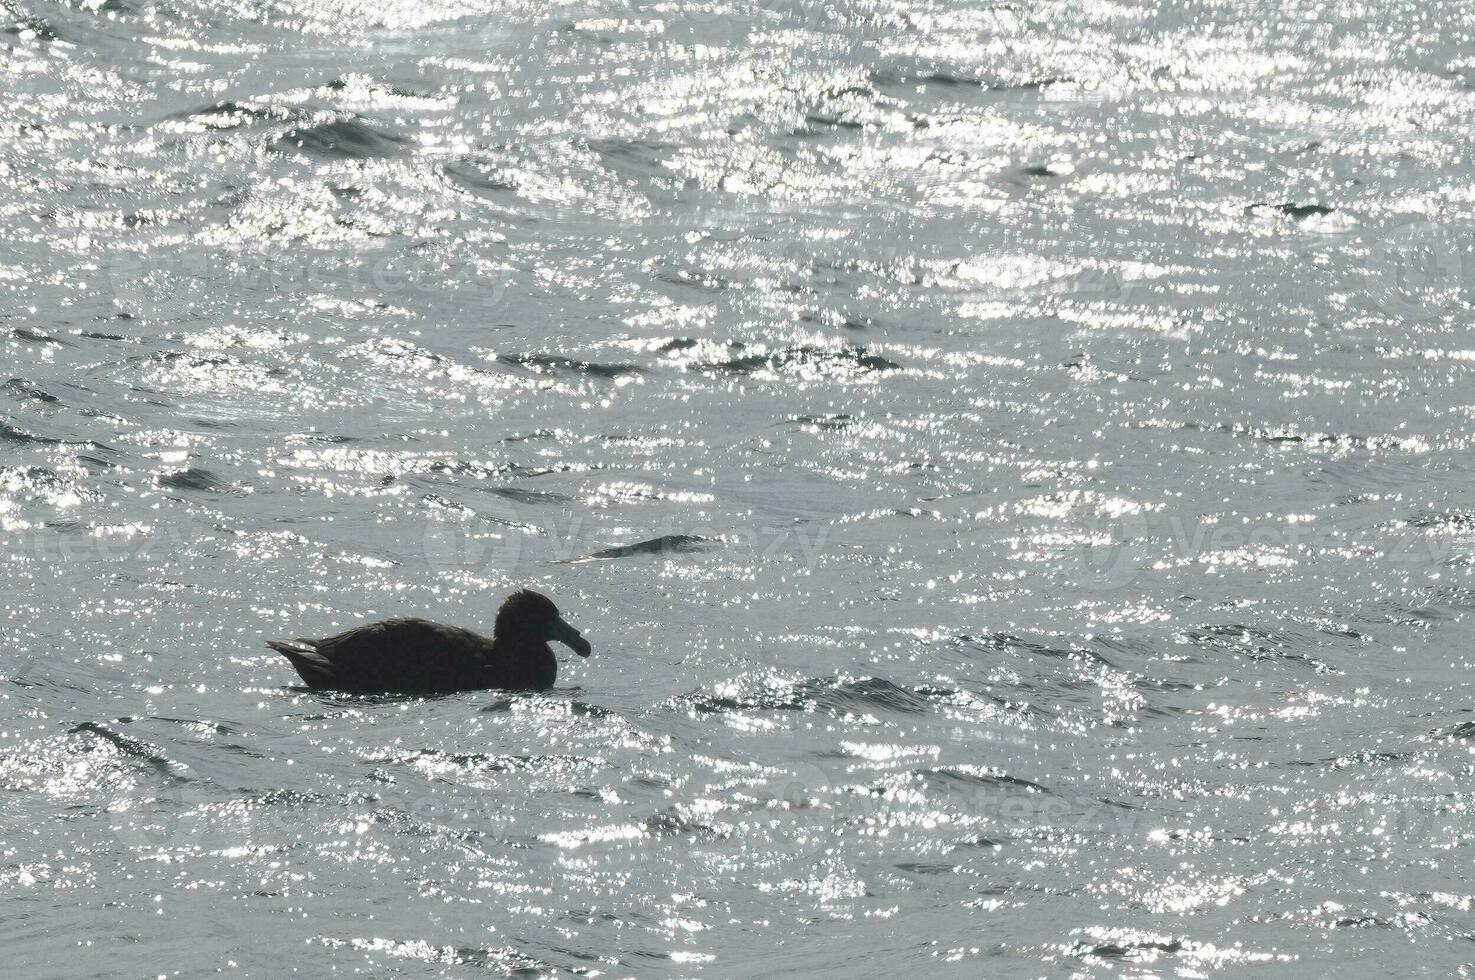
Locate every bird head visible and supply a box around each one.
[495,589,592,658]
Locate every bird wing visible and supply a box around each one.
[267,640,338,687]
[304,618,491,692]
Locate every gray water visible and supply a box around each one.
[4,0,1475,975]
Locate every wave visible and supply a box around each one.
[921,765,1050,795]
[675,676,943,718]
[0,420,66,446]
[699,344,899,376]
[171,100,302,130]
[4,328,67,346]
[3,379,60,404]
[270,117,411,159]
[497,353,645,379]
[69,721,187,783]
[156,467,232,492]
[570,534,714,562]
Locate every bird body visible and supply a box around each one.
[268,591,590,694]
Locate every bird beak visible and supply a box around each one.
[550,617,592,658]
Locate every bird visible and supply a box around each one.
[267,589,591,694]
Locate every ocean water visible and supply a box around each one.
[4,0,1475,975]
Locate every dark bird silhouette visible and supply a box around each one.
[268,589,591,694]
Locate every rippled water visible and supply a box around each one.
[5,0,1475,975]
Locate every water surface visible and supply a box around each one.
[4,0,1475,975]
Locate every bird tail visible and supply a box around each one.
[268,639,336,688]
